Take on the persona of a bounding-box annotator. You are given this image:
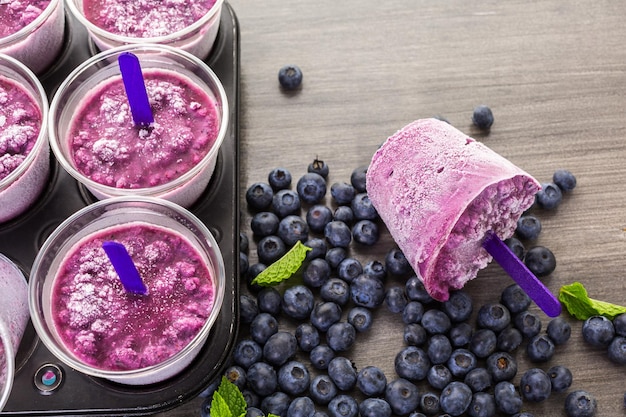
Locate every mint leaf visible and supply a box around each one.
[252,241,312,286]
[559,281,626,320]
[210,391,232,417]
[209,377,247,417]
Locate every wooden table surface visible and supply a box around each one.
[156,0,626,416]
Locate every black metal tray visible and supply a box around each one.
[0,2,240,415]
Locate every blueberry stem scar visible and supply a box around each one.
[482,231,561,317]
[118,52,154,127]
[102,241,148,295]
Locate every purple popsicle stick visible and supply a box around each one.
[102,241,148,295]
[118,52,154,127]
[482,231,561,317]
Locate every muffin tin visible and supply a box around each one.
[0,3,240,415]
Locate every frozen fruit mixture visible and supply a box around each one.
[68,69,220,189]
[82,0,218,38]
[51,223,216,371]
[0,0,51,38]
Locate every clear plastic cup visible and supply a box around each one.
[0,53,50,224]
[48,44,229,208]
[66,0,224,60]
[29,196,226,385]
[0,253,30,410]
[0,0,65,75]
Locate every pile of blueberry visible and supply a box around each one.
[581,314,626,365]
[199,162,596,417]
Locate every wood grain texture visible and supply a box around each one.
[155,0,626,415]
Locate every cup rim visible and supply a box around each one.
[0,0,61,45]
[47,43,229,198]
[0,53,49,191]
[65,0,224,44]
[28,196,226,381]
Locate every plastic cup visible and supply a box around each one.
[0,0,65,75]
[0,253,30,410]
[29,196,226,385]
[66,0,223,61]
[48,44,229,208]
[0,53,50,224]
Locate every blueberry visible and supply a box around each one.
[496,326,523,352]
[350,274,385,308]
[240,294,259,324]
[239,232,249,254]
[447,349,477,378]
[524,246,556,277]
[547,365,573,393]
[324,221,352,248]
[467,392,496,417]
[282,285,314,319]
[449,322,473,348]
[310,344,335,370]
[422,309,452,335]
[351,193,377,220]
[306,204,333,233]
[493,381,522,415]
[246,361,277,396]
[357,365,387,396]
[514,310,542,339]
[439,381,472,416]
[257,235,287,265]
[582,315,615,347]
[500,284,531,314]
[464,367,492,393]
[245,406,264,417]
[245,263,266,293]
[328,394,358,417]
[263,331,297,367]
[272,189,301,218]
[309,374,338,405]
[469,329,497,359]
[268,167,292,191]
[363,260,386,280]
[250,312,279,345]
[328,356,357,390]
[337,257,363,283]
[347,306,373,332]
[553,169,576,192]
[385,247,411,276]
[278,215,309,246]
[516,215,542,241]
[404,323,428,346]
[427,334,453,365]
[546,316,571,345]
[295,323,320,352]
[261,391,290,416]
[486,351,517,382]
[420,391,441,415]
[427,364,453,390]
[200,396,212,417]
[198,378,220,398]
[278,64,303,90]
[333,206,354,225]
[564,390,597,417]
[613,313,626,336]
[331,182,356,205]
[520,368,551,402]
[287,396,315,417]
[536,182,563,209]
[504,237,525,260]
[326,322,356,352]
[224,365,246,390]
[385,378,420,416]
[385,285,408,314]
[476,303,511,332]
[526,334,555,362]
[352,219,379,245]
[233,338,263,369]
[303,258,331,288]
[608,336,626,364]
[240,252,249,277]
[297,172,327,204]
[325,247,347,269]
[395,346,431,381]
[406,275,434,304]
[310,301,342,332]
[350,165,368,193]
[278,360,310,396]
[359,398,392,417]
[246,182,274,211]
[442,290,473,322]
[321,278,350,306]
[257,286,282,316]
[402,301,425,324]
[471,105,494,129]
[308,157,329,178]
[313,412,329,417]
[304,237,327,261]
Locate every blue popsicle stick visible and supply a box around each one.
[118,52,154,127]
[482,231,561,317]
[102,241,148,295]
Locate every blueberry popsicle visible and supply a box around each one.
[366,118,540,302]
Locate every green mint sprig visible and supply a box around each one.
[251,240,311,287]
[559,281,626,320]
[209,376,279,417]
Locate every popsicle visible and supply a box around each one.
[366,118,543,303]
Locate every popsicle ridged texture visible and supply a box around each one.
[367,118,540,301]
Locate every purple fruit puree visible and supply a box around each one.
[83,0,218,38]
[0,0,51,38]
[51,223,216,371]
[68,69,220,190]
[0,76,41,182]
